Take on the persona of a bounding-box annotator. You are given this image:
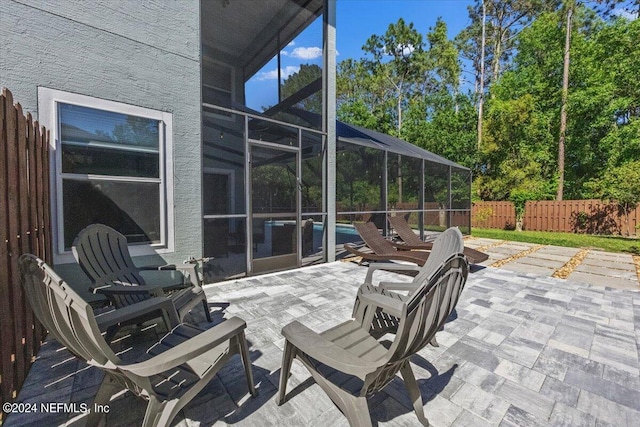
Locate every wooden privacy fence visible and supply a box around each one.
[472,201,516,230]
[524,199,640,235]
[1,88,51,416]
[472,199,639,236]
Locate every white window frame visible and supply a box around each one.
[38,87,175,264]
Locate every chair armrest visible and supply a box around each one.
[119,316,247,377]
[139,263,201,288]
[281,321,378,378]
[173,264,201,287]
[364,262,421,284]
[95,297,180,331]
[92,284,166,297]
[357,292,404,318]
[378,281,418,292]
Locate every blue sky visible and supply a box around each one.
[246,0,474,111]
[336,0,474,59]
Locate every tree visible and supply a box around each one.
[457,0,558,149]
[475,93,556,202]
[425,18,461,102]
[361,18,426,134]
[280,63,323,113]
[478,0,487,147]
[557,0,574,200]
[585,160,640,236]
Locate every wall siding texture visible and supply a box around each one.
[0,0,203,282]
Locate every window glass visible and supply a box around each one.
[451,167,471,209]
[202,109,245,214]
[388,154,421,210]
[62,180,160,248]
[251,145,297,214]
[244,12,324,130]
[424,161,450,209]
[336,142,384,212]
[60,103,159,177]
[301,131,324,213]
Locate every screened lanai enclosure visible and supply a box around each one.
[335,122,472,239]
[200,0,470,283]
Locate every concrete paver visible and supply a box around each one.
[467,237,639,289]
[8,258,640,427]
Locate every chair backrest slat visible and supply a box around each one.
[73,224,146,287]
[410,227,464,285]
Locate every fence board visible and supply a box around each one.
[524,200,639,235]
[472,201,516,229]
[0,87,16,411]
[473,199,638,236]
[16,103,30,386]
[5,89,23,402]
[0,88,50,416]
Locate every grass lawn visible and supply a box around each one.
[471,228,640,255]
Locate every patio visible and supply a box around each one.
[6,260,640,426]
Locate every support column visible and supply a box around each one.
[323,0,337,261]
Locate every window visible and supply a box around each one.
[38,88,174,262]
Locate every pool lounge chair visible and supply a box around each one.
[388,216,489,264]
[19,254,256,427]
[276,253,469,426]
[343,222,432,266]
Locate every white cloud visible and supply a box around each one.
[256,65,300,81]
[382,44,415,57]
[290,46,323,60]
[399,44,415,56]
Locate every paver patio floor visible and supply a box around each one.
[6,261,640,426]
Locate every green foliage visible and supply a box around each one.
[280,64,322,113]
[586,161,640,211]
[585,160,640,235]
[335,6,640,205]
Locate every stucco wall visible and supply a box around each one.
[0,0,203,282]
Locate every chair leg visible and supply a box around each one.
[142,397,166,427]
[86,374,120,427]
[276,339,295,405]
[400,362,429,426]
[202,297,212,322]
[238,331,257,397]
[344,395,374,427]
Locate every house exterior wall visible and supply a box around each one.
[0,0,203,282]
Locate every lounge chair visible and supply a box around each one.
[19,254,256,427]
[72,224,212,323]
[276,253,469,426]
[352,226,464,339]
[388,216,489,264]
[343,222,431,266]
